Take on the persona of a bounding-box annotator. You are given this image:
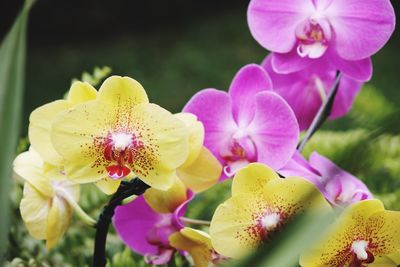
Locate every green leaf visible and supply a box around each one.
[0,0,35,260]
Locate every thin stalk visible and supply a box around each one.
[180,217,211,226]
[297,72,342,152]
[92,178,150,267]
[58,189,96,226]
[121,195,138,205]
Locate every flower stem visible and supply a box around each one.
[297,72,342,152]
[92,178,150,267]
[181,217,211,226]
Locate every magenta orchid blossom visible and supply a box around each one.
[262,55,362,130]
[280,151,373,206]
[248,0,396,81]
[183,64,299,177]
[113,192,193,265]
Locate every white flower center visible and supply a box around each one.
[112,133,132,151]
[351,240,369,260]
[261,212,281,231]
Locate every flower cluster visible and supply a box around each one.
[14,76,222,255]
[211,165,400,267]
[14,0,399,266]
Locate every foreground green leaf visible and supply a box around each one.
[0,0,35,260]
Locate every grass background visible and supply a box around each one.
[3,1,400,266]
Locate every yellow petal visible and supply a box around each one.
[66,81,97,105]
[20,183,50,240]
[174,113,204,168]
[98,76,148,106]
[46,196,72,249]
[138,103,189,171]
[29,100,69,166]
[180,227,212,247]
[51,101,113,183]
[210,194,266,259]
[169,228,212,267]
[144,178,187,213]
[42,163,67,181]
[95,178,121,195]
[371,252,400,267]
[300,199,387,267]
[177,147,221,193]
[368,210,400,255]
[262,176,331,216]
[232,163,279,196]
[13,149,54,197]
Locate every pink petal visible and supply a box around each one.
[271,49,314,74]
[173,190,194,228]
[264,55,363,129]
[264,55,335,130]
[331,56,372,82]
[247,0,314,53]
[145,249,175,265]
[309,152,373,205]
[114,196,163,255]
[327,0,395,60]
[279,152,325,192]
[183,89,238,163]
[229,64,273,127]
[324,175,343,203]
[309,152,344,182]
[247,92,299,170]
[330,75,363,119]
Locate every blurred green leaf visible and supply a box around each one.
[0,0,35,260]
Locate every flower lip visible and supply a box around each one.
[102,131,145,179]
[295,18,331,59]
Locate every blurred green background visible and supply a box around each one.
[2,0,400,266]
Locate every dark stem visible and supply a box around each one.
[297,72,342,152]
[92,178,150,267]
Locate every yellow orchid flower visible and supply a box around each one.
[28,81,118,194]
[210,163,331,259]
[169,227,214,267]
[13,148,91,249]
[174,113,222,193]
[300,199,400,267]
[50,76,189,192]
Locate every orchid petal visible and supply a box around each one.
[229,64,272,127]
[183,89,238,163]
[247,92,299,169]
[326,0,395,60]
[144,178,187,214]
[114,196,164,255]
[247,0,314,53]
[177,147,222,193]
[232,163,279,196]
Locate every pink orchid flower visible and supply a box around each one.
[183,64,299,177]
[248,0,395,81]
[113,192,193,265]
[262,55,362,130]
[280,151,373,206]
